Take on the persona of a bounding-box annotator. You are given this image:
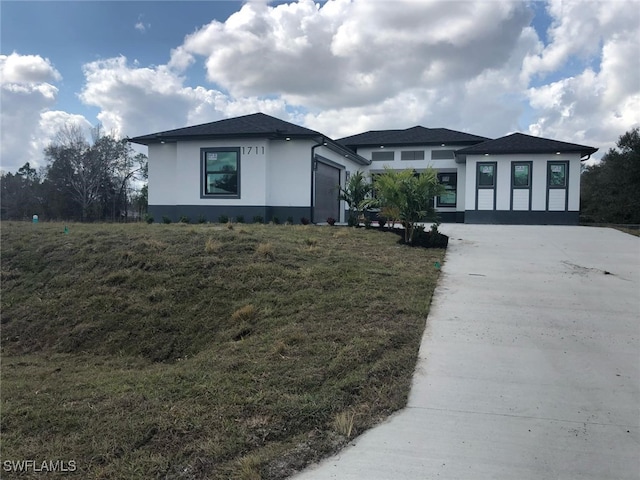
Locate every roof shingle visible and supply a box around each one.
[129,113,321,145]
[337,126,489,148]
[456,132,598,157]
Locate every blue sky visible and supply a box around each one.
[1,0,639,172]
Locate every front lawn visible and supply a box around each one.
[1,222,444,479]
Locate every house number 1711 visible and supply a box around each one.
[241,146,265,155]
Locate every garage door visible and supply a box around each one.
[314,162,340,222]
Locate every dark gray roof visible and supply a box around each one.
[129,112,321,145]
[129,112,370,165]
[456,133,598,157]
[337,126,490,149]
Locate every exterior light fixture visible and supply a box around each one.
[441,144,446,147]
[555,151,561,155]
[484,153,489,156]
[380,145,384,148]
[285,137,291,141]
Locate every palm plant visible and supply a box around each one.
[338,171,374,226]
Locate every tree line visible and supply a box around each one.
[1,125,148,222]
[581,128,640,224]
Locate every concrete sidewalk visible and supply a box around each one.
[293,225,640,479]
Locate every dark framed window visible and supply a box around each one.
[431,150,456,160]
[371,151,394,161]
[548,161,567,188]
[437,172,457,207]
[512,162,531,188]
[201,147,240,198]
[401,150,425,160]
[477,162,496,188]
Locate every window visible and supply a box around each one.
[401,150,425,160]
[512,163,531,188]
[371,151,394,161]
[431,150,456,160]
[202,148,240,197]
[548,162,567,188]
[437,173,457,207]
[477,163,496,187]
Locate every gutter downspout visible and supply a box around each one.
[310,137,325,223]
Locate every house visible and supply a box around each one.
[129,112,597,225]
[129,113,370,224]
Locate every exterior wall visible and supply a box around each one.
[174,139,268,206]
[356,144,467,221]
[464,152,582,224]
[149,137,365,223]
[267,140,312,207]
[148,143,178,205]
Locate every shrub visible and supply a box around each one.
[377,215,387,229]
[363,217,372,228]
[162,216,172,224]
[339,170,374,227]
[271,216,280,225]
[218,214,229,224]
[179,215,190,224]
[286,216,294,225]
[197,214,207,224]
[326,217,336,226]
[253,215,264,224]
[300,217,310,225]
[236,215,245,224]
[143,214,154,224]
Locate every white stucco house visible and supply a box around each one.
[129,112,597,225]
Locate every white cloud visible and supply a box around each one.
[0,52,62,83]
[78,56,288,138]
[526,0,640,156]
[0,53,92,172]
[173,0,532,109]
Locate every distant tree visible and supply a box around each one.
[581,128,640,224]
[0,163,43,220]
[43,124,148,221]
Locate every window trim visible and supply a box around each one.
[437,172,457,208]
[512,162,532,189]
[546,160,569,211]
[431,149,456,160]
[547,161,568,188]
[400,150,425,161]
[371,151,395,162]
[476,162,497,211]
[510,161,532,211]
[201,147,241,199]
[477,162,496,188]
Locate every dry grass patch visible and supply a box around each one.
[333,410,356,438]
[255,242,275,259]
[205,237,223,253]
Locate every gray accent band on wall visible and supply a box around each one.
[465,210,579,225]
[148,205,311,223]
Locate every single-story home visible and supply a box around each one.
[129,112,597,225]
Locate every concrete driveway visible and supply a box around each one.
[293,225,640,479]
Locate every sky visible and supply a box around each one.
[1,0,639,173]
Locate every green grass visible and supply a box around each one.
[1,221,444,479]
